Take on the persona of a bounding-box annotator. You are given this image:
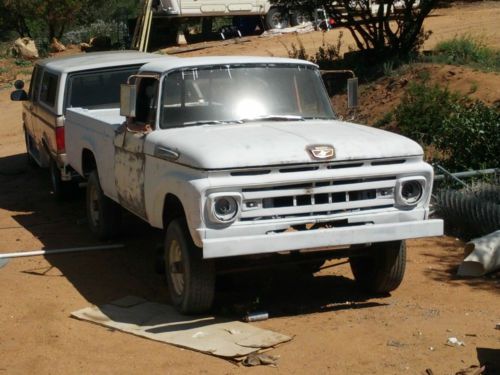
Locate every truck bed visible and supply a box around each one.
[65,108,124,200]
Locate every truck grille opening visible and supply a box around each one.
[240,176,397,221]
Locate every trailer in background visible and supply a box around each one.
[153,0,309,30]
[131,0,316,51]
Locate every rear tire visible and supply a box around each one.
[24,128,37,167]
[86,170,121,240]
[290,9,311,26]
[164,218,215,314]
[349,241,406,293]
[265,7,289,30]
[50,159,76,200]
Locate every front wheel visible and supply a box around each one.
[349,241,406,293]
[86,170,121,240]
[164,218,215,314]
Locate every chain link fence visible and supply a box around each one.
[434,182,500,240]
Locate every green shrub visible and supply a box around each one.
[433,35,500,72]
[283,39,309,61]
[394,81,499,171]
[374,112,394,128]
[394,81,460,145]
[313,32,343,68]
[437,100,500,170]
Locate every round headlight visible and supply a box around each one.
[401,180,423,205]
[213,196,238,222]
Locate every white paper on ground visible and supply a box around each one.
[71,296,291,358]
[457,230,500,277]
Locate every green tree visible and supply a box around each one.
[1,0,108,40]
[272,0,437,59]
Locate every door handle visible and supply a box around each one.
[154,146,179,161]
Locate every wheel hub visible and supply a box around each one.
[89,185,100,225]
[169,240,185,296]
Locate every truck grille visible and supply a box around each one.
[240,176,396,221]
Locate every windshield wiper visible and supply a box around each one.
[182,120,242,126]
[303,116,336,120]
[239,115,305,123]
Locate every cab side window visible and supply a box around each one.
[135,77,158,126]
[39,71,58,108]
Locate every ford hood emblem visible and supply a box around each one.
[307,145,335,160]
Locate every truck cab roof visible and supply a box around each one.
[140,56,317,74]
[37,50,173,74]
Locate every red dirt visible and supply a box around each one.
[0,2,499,374]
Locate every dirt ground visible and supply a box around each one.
[1,2,499,374]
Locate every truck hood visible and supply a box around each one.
[146,120,423,170]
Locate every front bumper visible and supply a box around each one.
[202,219,443,259]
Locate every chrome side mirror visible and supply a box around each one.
[347,77,358,109]
[120,84,137,117]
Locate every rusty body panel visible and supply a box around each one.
[114,126,148,219]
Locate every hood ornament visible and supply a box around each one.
[307,145,335,160]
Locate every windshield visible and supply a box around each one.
[159,64,335,129]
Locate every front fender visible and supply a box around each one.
[145,157,209,247]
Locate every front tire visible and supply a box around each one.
[349,241,406,293]
[164,218,215,314]
[86,170,121,240]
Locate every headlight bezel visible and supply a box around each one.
[395,176,426,208]
[206,193,242,224]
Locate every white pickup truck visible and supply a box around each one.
[65,56,443,313]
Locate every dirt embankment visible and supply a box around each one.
[331,63,500,127]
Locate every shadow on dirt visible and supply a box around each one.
[477,347,500,375]
[214,269,389,318]
[1,152,390,318]
[420,237,500,295]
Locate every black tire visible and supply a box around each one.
[290,9,311,27]
[265,7,289,30]
[86,170,121,240]
[24,128,37,167]
[164,218,215,314]
[299,259,325,275]
[349,241,406,293]
[232,16,260,35]
[50,159,76,200]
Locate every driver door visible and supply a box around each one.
[114,77,158,220]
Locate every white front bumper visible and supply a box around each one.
[202,219,443,259]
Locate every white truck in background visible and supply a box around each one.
[154,0,310,30]
[151,0,421,32]
[64,55,443,314]
[10,51,164,198]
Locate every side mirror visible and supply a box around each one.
[120,84,136,117]
[347,77,358,109]
[11,79,28,101]
[11,89,28,101]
